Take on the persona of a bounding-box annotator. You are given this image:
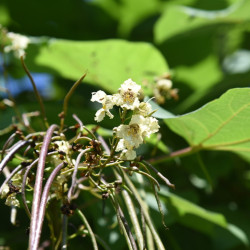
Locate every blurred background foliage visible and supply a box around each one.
[0,0,250,249]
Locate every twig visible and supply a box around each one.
[67,148,91,202]
[0,140,30,174]
[110,194,137,250]
[60,74,87,131]
[61,215,68,250]
[142,160,175,189]
[1,132,16,160]
[20,56,49,128]
[148,146,201,164]
[76,209,98,250]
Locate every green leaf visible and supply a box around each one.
[145,97,175,119]
[160,188,249,246]
[26,39,168,95]
[164,88,250,161]
[154,0,250,44]
[93,0,159,38]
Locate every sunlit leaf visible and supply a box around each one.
[165,88,250,161]
[26,39,168,95]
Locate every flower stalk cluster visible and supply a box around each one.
[0,74,174,250]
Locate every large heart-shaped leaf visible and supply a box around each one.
[26,39,168,95]
[164,88,250,161]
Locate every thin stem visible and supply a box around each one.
[29,124,58,249]
[122,190,144,250]
[148,146,201,164]
[67,148,91,201]
[21,160,38,219]
[21,153,56,219]
[20,56,49,128]
[196,153,213,190]
[142,160,175,189]
[1,132,16,160]
[72,114,97,140]
[76,209,98,250]
[61,215,68,250]
[21,151,57,218]
[133,167,160,191]
[60,74,87,131]
[0,140,30,174]
[124,173,165,250]
[110,194,137,250]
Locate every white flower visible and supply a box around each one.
[154,79,173,104]
[115,79,141,110]
[115,140,137,160]
[116,123,143,150]
[130,115,159,138]
[121,149,137,160]
[134,102,152,117]
[91,90,115,122]
[157,79,172,90]
[4,32,30,58]
[115,114,159,151]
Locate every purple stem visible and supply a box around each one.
[32,162,64,249]
[1,132,16,160]
[67,148,90,202]
[0,140,29,173]
[21,159,39,218]
[29,124,58,249]
[21,152,58,219]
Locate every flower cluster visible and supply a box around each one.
[4,32,30,58]
[91,79,159,160]
[154,74,178,104]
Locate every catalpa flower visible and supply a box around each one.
[134,102,152,117]
[4,32,30,58]
[115,114,159,160]
[115,140,137,160]
[91,90,116,122]
[115,79,141,110]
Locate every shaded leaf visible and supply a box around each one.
[154,0,249,44]
[160,188,249,246]
[93,0,159,38]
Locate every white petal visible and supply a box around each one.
[94,109,106,122]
